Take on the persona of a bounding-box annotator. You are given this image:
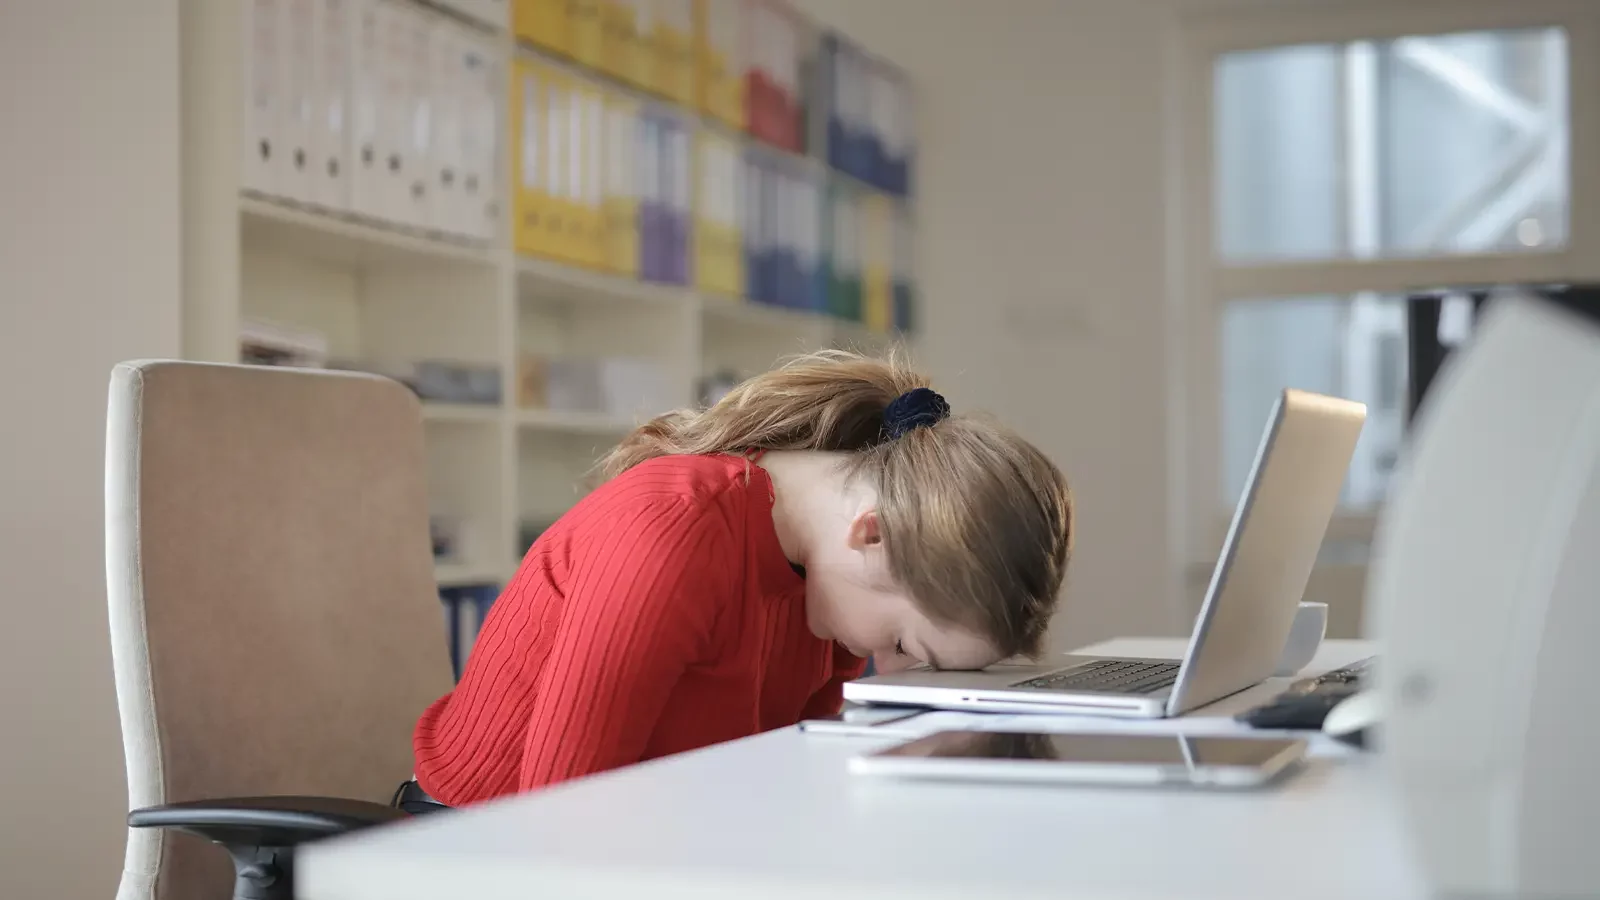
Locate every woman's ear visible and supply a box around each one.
[846,509,883,550]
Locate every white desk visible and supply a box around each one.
[299,638,1427,900]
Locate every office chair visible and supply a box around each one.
[105,361,457,900]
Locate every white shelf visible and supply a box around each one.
[239,194,497,270]
[516,255,695,311]
[699,294,829,333]
[515,407,640,436]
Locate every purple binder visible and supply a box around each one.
[662,115,692,286]
[637,111,667,283]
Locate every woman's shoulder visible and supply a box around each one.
[599,453,765,507]
[560,454,766,535]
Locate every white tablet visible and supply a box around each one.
[849,730,1307,789]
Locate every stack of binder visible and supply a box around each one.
[577,78,610,270]
[694,129,744,297]
[743,0,804,153]
[244,0,503,242]
[786,166,826,313]
[435,23,503,239]
[739,151,822,312]
[510,56,544,257]
[664,113,694,285]
[638,108,693,285]
[892,205,915,333]
[859,191,894,333]
[693,0,745,129]
[603,91,642,276]
[814,30,914,198]
[768,164,798,309]
[877,64,914,197]
[824,180,862,323]
[742,151,768,303]
[511,60,611,270]
[279,0,318,209]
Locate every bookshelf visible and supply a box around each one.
[186,0,915,632]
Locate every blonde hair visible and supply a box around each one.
[597,349,1074,658]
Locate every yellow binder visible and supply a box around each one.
[512,0,569,56]
[510,57,552,259]
[860,191,894,333]
[693,0,744,129]
[599,0,632,80]
[542,67,578,261]
[622,0,656,90]
[653,0,695,105]
[569,0,604,69]
[572,76,608,270]
[694,129,742,297]
[602,91,641,276]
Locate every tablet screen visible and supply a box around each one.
[875,731,1301,768]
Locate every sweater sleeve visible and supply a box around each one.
[518,494,735,789]
[798,677,847,720]
[798,652,869,720]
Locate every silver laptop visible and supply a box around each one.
[843,388,1367,719]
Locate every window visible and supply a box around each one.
[1214,27,1569,264]
[1221,294,1408,511]
[1177,4,1593,632]
[1220,284,1600,513]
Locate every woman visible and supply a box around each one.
[408,350,1074,807]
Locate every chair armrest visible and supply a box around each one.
[129,796,407,900]
[128,795,406,847]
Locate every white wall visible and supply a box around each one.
[792,0,1178,645]
[0,2,183,897]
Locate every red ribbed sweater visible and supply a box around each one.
[413,453,865,805]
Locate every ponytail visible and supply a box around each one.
[596,348,928,481]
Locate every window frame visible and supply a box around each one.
[1165,0,1600,623]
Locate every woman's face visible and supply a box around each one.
[802,508,1001,673]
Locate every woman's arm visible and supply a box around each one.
[797,653,870,720]
[518,496,736,789]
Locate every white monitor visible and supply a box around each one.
[1370,291,1600,897]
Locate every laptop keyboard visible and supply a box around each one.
[1012,660,1180,695]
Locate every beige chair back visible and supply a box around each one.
[106,361,455,900]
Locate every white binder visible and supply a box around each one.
[431,20,502,241]
[387,1,435,231]
[460,32,502,242]
[241,0,285,198]
[347,0,387,222]
[309,0,354,212]
[428,17,468,237]
[280,0,319,204]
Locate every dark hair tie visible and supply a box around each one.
[882,387,951,440]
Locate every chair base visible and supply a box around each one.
[225,845,296,900]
